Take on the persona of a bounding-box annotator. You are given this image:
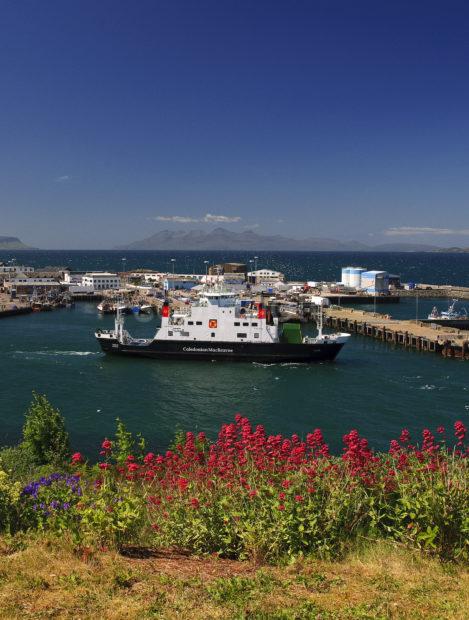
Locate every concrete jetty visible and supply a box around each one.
[324,306,469,359]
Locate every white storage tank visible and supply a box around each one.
[341,266,366,288]
[341,267,351,286]
[349,267,366,289]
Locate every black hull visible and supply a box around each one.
[97,338,345,363]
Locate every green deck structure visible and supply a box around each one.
[281,322,303,344]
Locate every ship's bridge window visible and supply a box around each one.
[237,333,247,338]
[196,321,202,325]
[188,321,194,325]
[234,321,240,326]
[252,322,258,326]
[243,322,249,326]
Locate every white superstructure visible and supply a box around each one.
[157,290,278,344]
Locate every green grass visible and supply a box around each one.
[0,535,467,619]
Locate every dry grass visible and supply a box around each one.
[0,536,467,619]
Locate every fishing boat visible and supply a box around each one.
[423,299,469,329]
[97,301,131,315]
[95,287,350,363]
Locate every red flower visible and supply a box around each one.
[190,498,200,509]
[248,489,258,498]
[454,421,466,446]
[71,452,84,465]
[99,462,110,470]
[177,477,189,492]
[278,492,286,501]
[281,479,291,489]
[278,504,285,511]
[101,438,112,451]
[294,495,304,503]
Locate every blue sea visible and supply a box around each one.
[1,250,469,456]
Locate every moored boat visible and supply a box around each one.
[422,299,469,329]
[95,287,350,363]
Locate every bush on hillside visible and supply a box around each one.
[22,393,70,466]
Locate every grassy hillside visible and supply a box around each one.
[0,537,467,619]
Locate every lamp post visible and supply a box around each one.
[415,286,419,323]
[171,258,176,275]
[254,256,258,272]
[204,260,209,276]
[121,257,127,286]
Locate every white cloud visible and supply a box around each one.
[55,175,71,183]
[384,226,469,236]
[203,213,241,223]
[151,213,242,224]
[153,215,200,223]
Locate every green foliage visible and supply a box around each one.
[0,445,39,481]
[0,468,21,534]
[113,419,133,464]
[21,393,70,466]
[78,476,145,549]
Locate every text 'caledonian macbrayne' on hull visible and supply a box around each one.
[95,288,350,363]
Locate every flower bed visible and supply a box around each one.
[11,417,469,561]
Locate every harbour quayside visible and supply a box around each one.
[95,288,350,363]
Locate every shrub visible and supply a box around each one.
[0,468,21,534]
[78,475,145,549]
[22,393,70,466]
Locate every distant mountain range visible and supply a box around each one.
[0,236,35,250]
[116,228,442,252]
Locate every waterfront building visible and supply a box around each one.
[4,276,62,296]
[82,272,120,291]
[0,263,34,275]
[247,269,285,285]
[209,263,247,277]
[360,270,389,294]
[163,276,200,291]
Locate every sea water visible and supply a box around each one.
[1,250,468,455]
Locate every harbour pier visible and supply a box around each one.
[324,306,469,359]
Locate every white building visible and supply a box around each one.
[4,276,61,295]
[247,269,285,285]
[82,272,120,291]
[0,263,34,274]
[360,271,389,294]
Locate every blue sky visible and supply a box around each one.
[1,0,469,248]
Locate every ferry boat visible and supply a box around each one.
[95,288,350,363]
[423,299,469,329]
